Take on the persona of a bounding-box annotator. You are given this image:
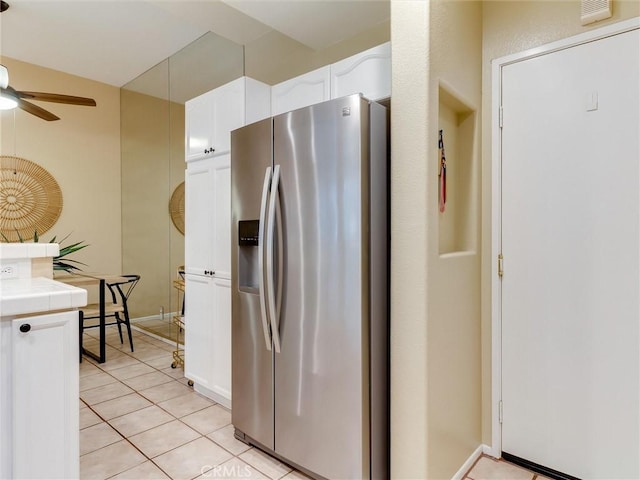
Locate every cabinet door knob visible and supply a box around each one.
[19,324,31,333]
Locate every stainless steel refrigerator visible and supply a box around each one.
[230,94,388,480]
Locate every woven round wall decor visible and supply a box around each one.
[169,181,185,235]
[0,156,63,242]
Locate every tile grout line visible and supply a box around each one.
[81,328,233,479]
[81,326,299,480]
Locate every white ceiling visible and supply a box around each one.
[0,0,389,87]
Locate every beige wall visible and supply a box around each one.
[391,0,482,478]
[427,1,483,478]
[120,88,185,319]
[391,0,639,477]
[0,57,121,275]
[390,2,430,478]
[480,0,640,447]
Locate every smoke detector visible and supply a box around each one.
[581,0,612,25]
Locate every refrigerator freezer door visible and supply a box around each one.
[273,95,370,479]
[231,118,275,450]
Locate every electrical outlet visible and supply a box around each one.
[0,263,19,279]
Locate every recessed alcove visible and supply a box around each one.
[438,83,477,255]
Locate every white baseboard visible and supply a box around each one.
[131,312,178,323]
[130,324,176,346]
[482,444,499,459]
[193,383,231,409]
[451,444,488,480]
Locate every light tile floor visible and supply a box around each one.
[79,326,309,480]
[81,327,539,480]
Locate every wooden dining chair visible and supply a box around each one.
[80,275,141,355]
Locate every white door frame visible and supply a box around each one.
[490,16,640,459]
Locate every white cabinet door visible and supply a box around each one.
[212,155,231,279]
[185,158,215,276]
[12,311,79,480]
[211,277,231,404]
[186,89,216,162]
[184,275,231,407]
[184,274,215,391]
[330,42,391,101]
[212,79,245,155]
[271,66,331,115]
[185,154,230,277]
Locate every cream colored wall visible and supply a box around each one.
[0,57,121,275]
[391,0,483,477]
[480,0,640,447]
[390,1,430,477]
[427,2,483,478]
[120,89,185,319]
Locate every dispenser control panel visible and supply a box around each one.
[239,220,259,246]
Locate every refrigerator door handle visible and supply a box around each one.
[266,164,282,353]
[258,166,273,352]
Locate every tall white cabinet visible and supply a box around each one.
[184,77,270,407]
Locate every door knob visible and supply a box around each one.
[19,324,31,333]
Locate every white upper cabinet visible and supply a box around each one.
[271,66,331,116]
[186,89,216,161]
[330,42,391,101]
[186,77,271,162]
[270,43,391,117]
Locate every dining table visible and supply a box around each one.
[57,271,129,363]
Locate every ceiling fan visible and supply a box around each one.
[0,1,96,121]
[0,64,97,122]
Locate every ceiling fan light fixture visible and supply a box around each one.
[0,90,18,110]
[0,65,8,89]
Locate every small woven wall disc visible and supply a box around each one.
[0,156,63,242]
[169,181,185,235]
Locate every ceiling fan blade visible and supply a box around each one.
[17,98,60,121]
[18,91,96,107]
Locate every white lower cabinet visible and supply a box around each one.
[184,275,231,408]
[0,310,79,479]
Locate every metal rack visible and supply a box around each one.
[170,269,193,387]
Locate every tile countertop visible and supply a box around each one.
[0,277,87,317]
[0,243,60,259]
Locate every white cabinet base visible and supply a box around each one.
[1,310,79,480]
[193,383,231,409]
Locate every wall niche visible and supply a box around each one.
[437,83,477,255]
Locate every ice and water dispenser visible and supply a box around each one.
[238,220,260,292]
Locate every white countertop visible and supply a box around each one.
[0,243,60,260]
[0,277,87,317]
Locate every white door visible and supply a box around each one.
[211,79,245,155]
[185,157,216,276]
[500,29,640,479]
[211,277,231,404]
[12,311,79,479]
[212,154,231,280]
[184,274,215,389]
[185,90,215,162]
